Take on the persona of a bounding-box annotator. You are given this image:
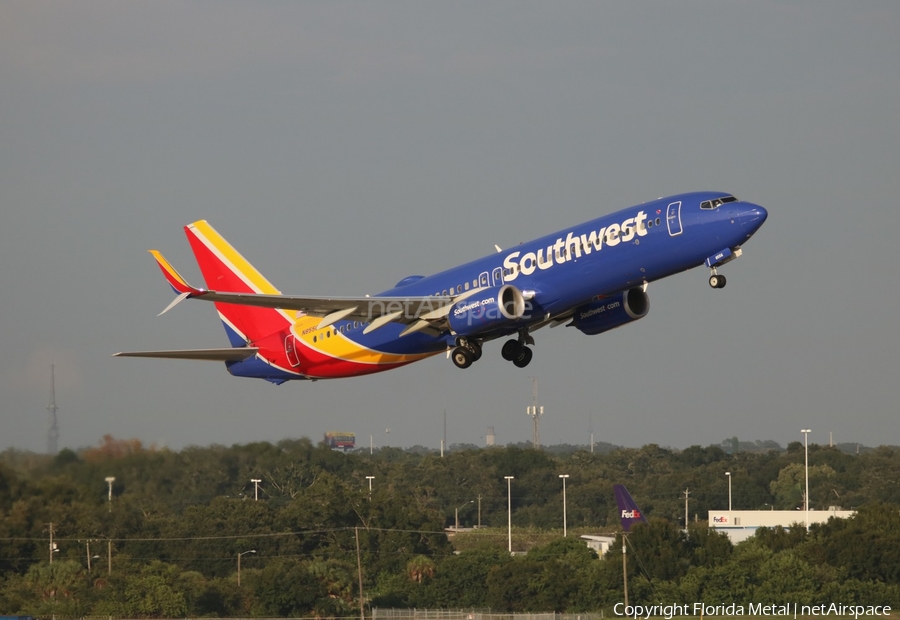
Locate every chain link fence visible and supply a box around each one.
[372,609,605,620]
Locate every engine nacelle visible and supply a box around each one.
[571,288,649,335]
[447,285,528,337]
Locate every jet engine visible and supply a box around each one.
[447,284,529,337]
[571,287,649,335]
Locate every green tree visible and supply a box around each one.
[15,560,93,617]
[419,547,511,608]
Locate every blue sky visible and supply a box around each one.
[2,1,898,453]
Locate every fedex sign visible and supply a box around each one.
[713,516,729,523]
[621,509,642,519]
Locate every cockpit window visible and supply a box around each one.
[700,195,738,210]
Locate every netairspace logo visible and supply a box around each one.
[612,603,892,620]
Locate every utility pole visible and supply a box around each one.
[683,488,690,537]
[527,377,543,448]
[49,522,55,563]
[589,410,594,453]
[47,365,59,455]
[355,527,365,620]
[622,533,629,607]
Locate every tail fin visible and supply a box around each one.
[613,484,648,532]
[184,220,291,345]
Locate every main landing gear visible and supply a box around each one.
[451,338,482,369]
[501,339,533,368]
[500,330,535,368]
[451,331,535,369]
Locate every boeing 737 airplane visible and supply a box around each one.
[115,191,767,382]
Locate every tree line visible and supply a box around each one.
[1,435,899,616]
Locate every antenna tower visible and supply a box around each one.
[527,376,543,448]
[47,364,59,455]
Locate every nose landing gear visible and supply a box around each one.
[706,247,742,289]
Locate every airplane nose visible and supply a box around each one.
[738,202,768,235]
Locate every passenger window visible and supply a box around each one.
[464,282,470,291]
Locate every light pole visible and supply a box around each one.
[237,549,256,586]
[455,500,473,532]
[251,478,262,501]
[105,477,115,513]
[505,476,514,553]
[725,472,732,511]
[559,474,570,537]
[85,541,99,573]
[366,476,375,493]
[801,429,812,532]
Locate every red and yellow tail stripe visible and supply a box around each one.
[184,220,292,342]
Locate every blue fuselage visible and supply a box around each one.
[358,191,766,352]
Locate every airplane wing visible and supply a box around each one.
[150,250,480,337]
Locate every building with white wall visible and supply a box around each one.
[709,508,856,543]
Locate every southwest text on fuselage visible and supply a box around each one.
[503,211,649,282]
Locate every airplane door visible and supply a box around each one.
[492,267,503,285]
[284,336,301,367]
[666,201,683,236]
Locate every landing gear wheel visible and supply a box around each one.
[501,339,521,361]
[452,347,474,369]
[512,346,533,368]
[470,341,483,361]
[709,274,727,289]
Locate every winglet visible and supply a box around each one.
[149,250,206,315]
[150,250,197,295]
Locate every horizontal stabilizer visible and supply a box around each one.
[113,348,259,361]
